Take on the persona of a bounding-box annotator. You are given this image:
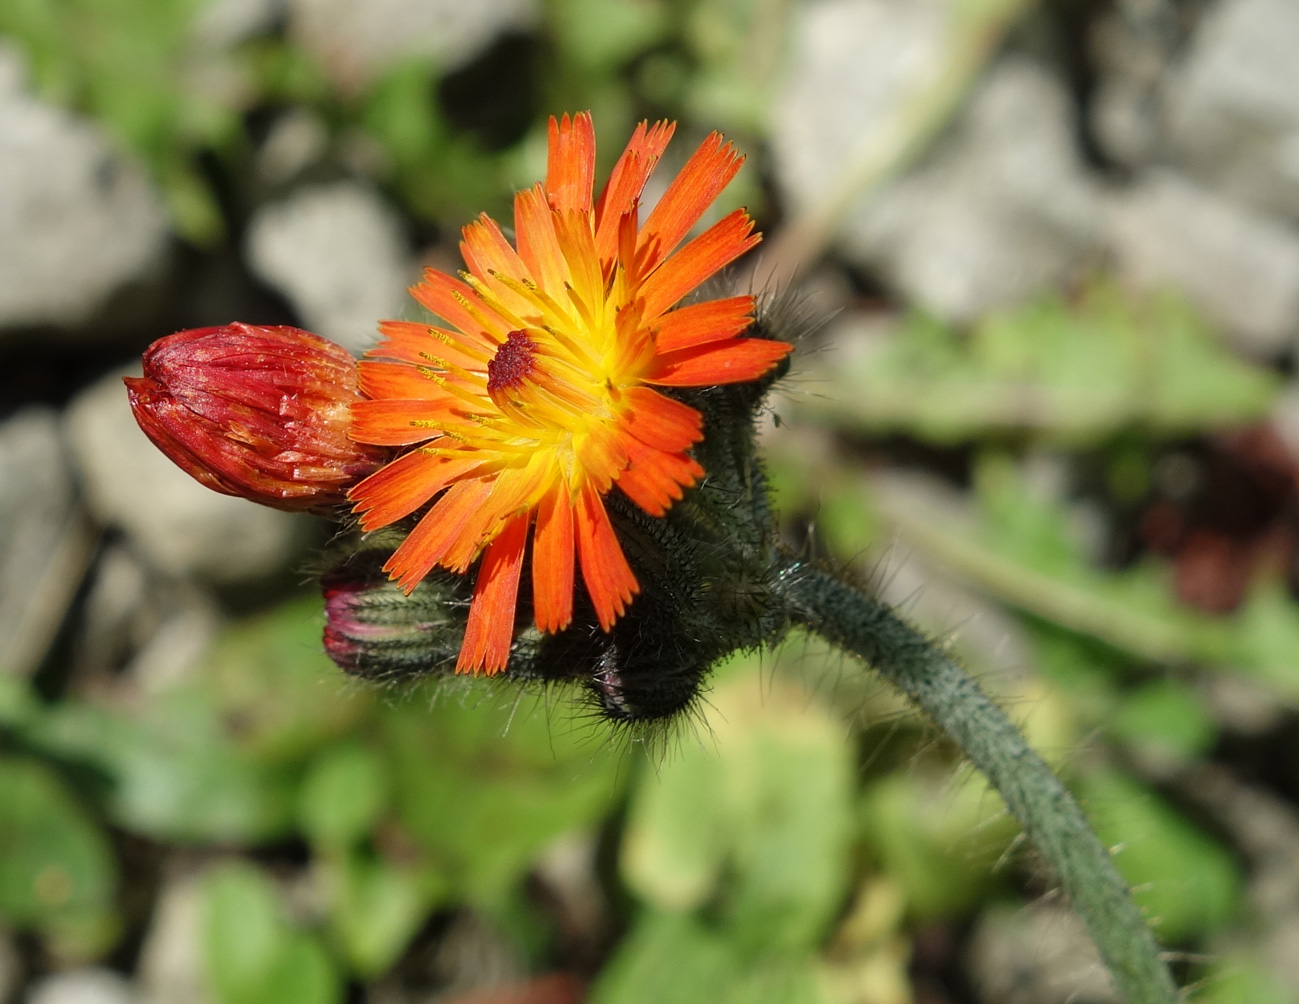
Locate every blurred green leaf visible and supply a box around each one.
[619,736,728,912]
[858,767,1017,920]
[298,742,389,850]
[590,910,826,1004]
[203,862,341,1004]
[799,283,1277,443]
[325,851,431,978]
[15,598,361,844]
[205,596,370,766]
[863,457,1299,702]
[1110,679,1217,762]
[1078,769,1241,943]
[360,61,525,223]
[622,668,854,952]
[0,758,117,944]
[0,673,39,729]
[32,694,300,843]
[682,0,787,133]
[381,685,621,901]
[1192,954,1291,1004]
[549,0,671,76]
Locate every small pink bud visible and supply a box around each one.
[125,323,384,512]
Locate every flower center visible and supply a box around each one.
[486,331,537,395]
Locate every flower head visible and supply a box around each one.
[349,112,791,674]
[125,323,384,511]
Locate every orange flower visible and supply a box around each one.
[348,112,792,674]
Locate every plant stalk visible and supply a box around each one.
[774,559,1178,1004]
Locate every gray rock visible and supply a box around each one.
[1164,0,1299,221]
[136,868,214,1004]
[1105,170,1299,356]
[192,0,284,49]
[0,409,97,678]
[0,43,169,334]
[74,543,152,678]
[288,0,538,91]
[26,969,139,1004]
[1087,2,1180,168]
[126,594,222,696]
[841,58,1104,321]
[770,0,951,221]
[254,108,329,186]
[64,371,305,585]
[245,182,413,355]
[770,2,1101,320]
[966,902,1116,1004]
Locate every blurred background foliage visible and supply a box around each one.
[3,0,1299,1002]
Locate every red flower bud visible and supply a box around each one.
[125,323,384,512]
[321,555,469,680]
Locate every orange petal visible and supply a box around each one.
[461,214,536,318]
[514,184,570,297]
[575,419,630,495]
[553,207,602,313]
[652,296,755,353]
[594,120,675,263]
[349,450,484,529]
[616,438,703,517]
[357,361,448,401]
[639,209,761,319]
[532,486,575,633]
[546,112,595,214]
[619,386,703,452]
[369,321,488,370]
[350,399,464,446]
[440,457,550,572]
[456,513,529,675]
[410,269,507,345]
[615,202,639,284]
[367,321,432,363]
[646,337,792,387]
[638,133,745,274]
[575,483,638,631]
[384,478,495,592]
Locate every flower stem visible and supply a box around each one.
[773,559,1178,1004]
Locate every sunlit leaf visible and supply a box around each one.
[298,742,389,850]
[203,862,341,1004]
[1078,770,1241,943]
[0,758,117,941]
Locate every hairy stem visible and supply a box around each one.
[774,559,1177,1004]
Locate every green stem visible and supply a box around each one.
[774,558,1177,1004]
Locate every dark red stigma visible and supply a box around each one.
[486,331,537,394]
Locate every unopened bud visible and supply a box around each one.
[322,545,473,681]
[125,323,384,512]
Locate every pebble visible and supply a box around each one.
[1087,1,1179,169]
[965,902,1116,1004]
[769,0,950,220]
[64,371,305,585]
[245,181,413,355]
[1105,170,1299,357]
[0,44,169,336]
[840,58,1104,322]
[288,0,538,92]
[1164,0,1299,222]
[0,408,97,678]
[25,969,139,1004]
[135,867,213,1004]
